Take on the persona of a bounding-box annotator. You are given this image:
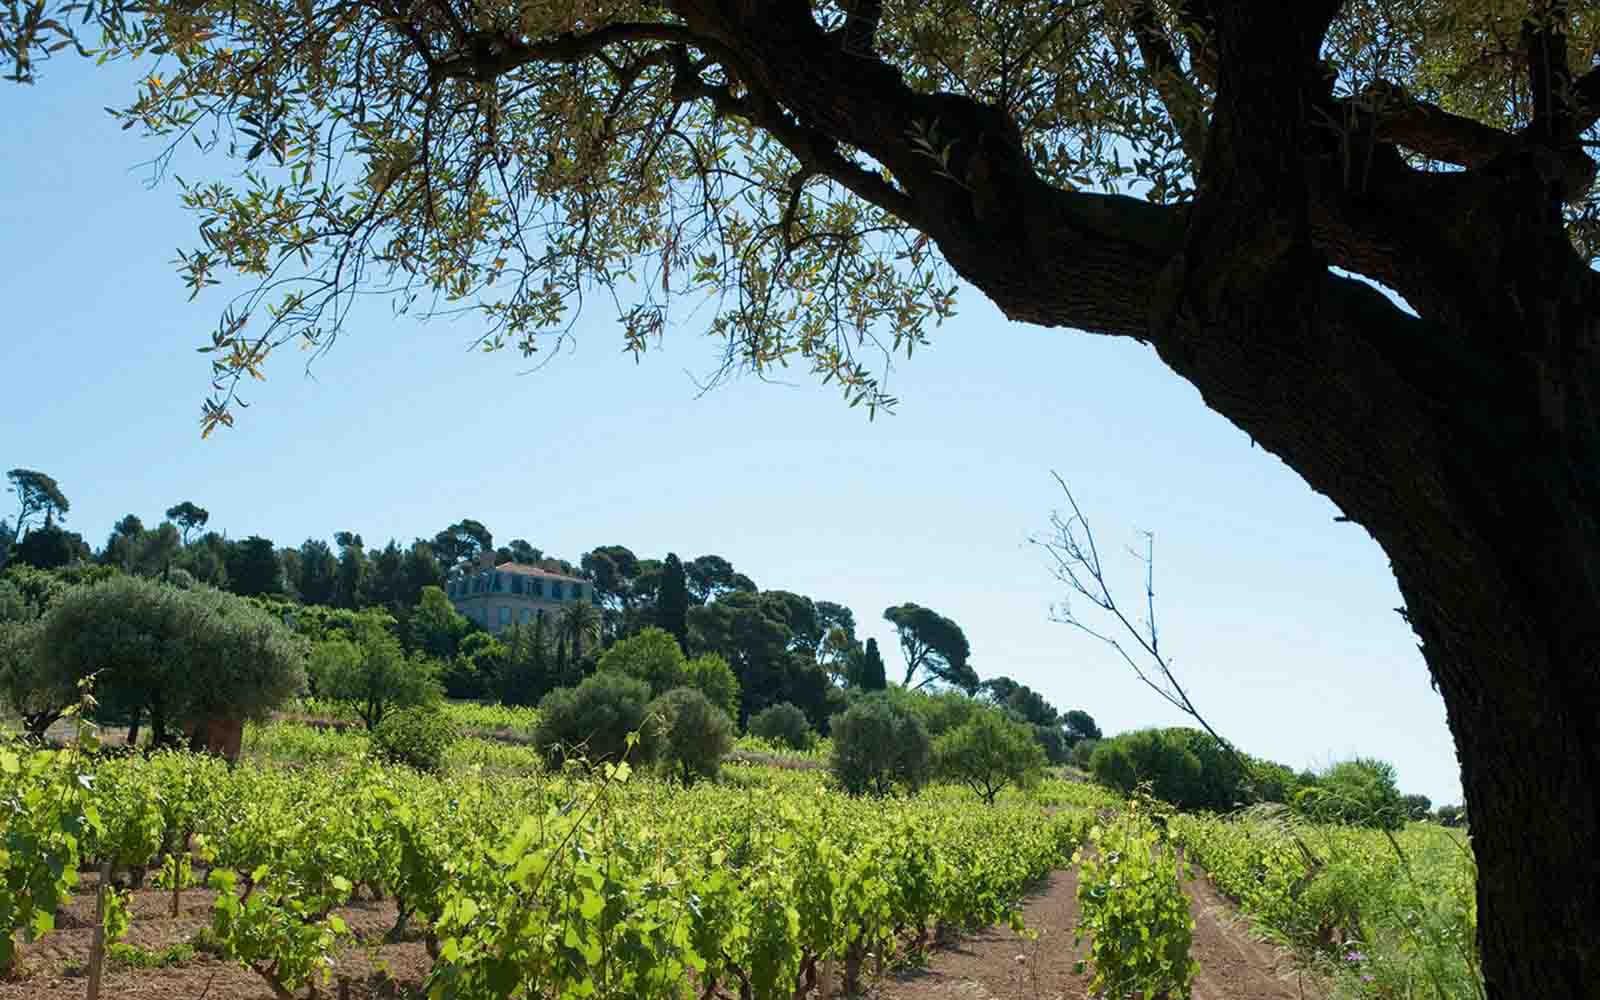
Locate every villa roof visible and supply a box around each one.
[483,562,587,584]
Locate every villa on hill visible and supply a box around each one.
[447,557,592,633]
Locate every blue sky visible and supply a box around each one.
[0,59,1461,804]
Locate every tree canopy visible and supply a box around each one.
[9,2,1600,979]
[883,602,977,692]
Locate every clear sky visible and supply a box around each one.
[0,59,1461,805]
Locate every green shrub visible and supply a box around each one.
[747,702,814,751]
[309,612,440,729]
[935,710,1047,804]
[684,652,740,721]
[534,672,653,766]
[370,705,459,771]
[828,695,931,796]
[1089,727,1246,811]
[648,687,734,784]
[1295,757,1406,830]
[1068,737,1100,770]
[596,627,686,695]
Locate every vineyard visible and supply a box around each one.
[0,713,1482,1000]
[1,717,1110,999]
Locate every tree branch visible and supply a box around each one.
[1522,0,1573,145]
[429,21,701,82]
[1334,79,1595,205]
[1129,0,1208,166]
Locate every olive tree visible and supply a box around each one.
[647,686,734,784]
[33,576,305,745]
[8,0,1600,990]
[935,710,1047,805]
[534,672,654,766]
[828,695,931,796]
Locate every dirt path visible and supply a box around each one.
[871,867,1317,1000]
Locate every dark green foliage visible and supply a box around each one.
[1089,740,1140,792]
[296,539,338,606]
[685,555,756,605]
[1402,793,1433,822]
[747,701,815,751]
[494,618,562,705]
[12,524,90,570]
[534,672,653,766]
[333,532,368,609]
[828,695,931,796]
[432,520,493,575]
[225,535,283,597]
[647,686,734,784]
[32,576,305,745]
[688,591,797,724]
[409,585,471,662]
[0,616,64,736]
[850,637,887,690]
[2,469,69,572]
[886,685,981,738]
[370,704,459,771]
[1062,709,1102,746]
[981,676,1058,727]
[1034,724,1069,765]
[1069,737,1100,770]
[1435,804,1467,828]
[882,602,977,692]
[1296,758,1407,830]
[935,710,1047,804]
[1089,728,1248,812]
[656,553,689,652]
[452,631,506,700]
[164,501,210,543]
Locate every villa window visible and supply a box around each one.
[511,576,523,594]
[533,579,544,597]
[499,606,511,626]
[551,581,563,600]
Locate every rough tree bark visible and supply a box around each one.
[623,2,1598,995]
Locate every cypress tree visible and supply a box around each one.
[658,552,690,654]
[855,638,887,691]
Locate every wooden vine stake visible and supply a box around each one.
[85,860,111,1000]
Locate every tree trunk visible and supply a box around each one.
[148,703,167,750]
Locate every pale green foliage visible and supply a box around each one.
[370,705,459,772]
[1297,757,1408,831]
[596,626,686,696]
[933,709,1046,805]
[683,651,740,721]
[309,613,439,729]
[0,0,1594,433]
[1074,798,1197,999]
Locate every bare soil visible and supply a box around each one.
[0,871,433,1000]
[2,866,1316,1000]
[871,867,1319,1000]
